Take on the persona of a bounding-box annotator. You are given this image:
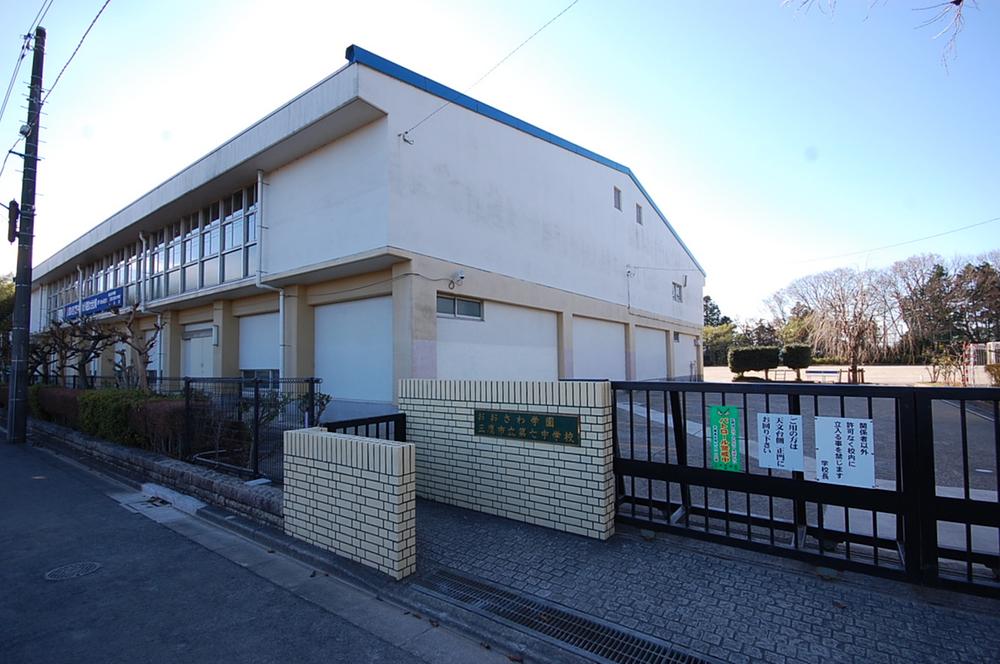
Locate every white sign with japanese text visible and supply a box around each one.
[814,417,875,488]
[756,413,804,471]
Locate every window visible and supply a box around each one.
[674,331,681,343]
[241,368,279,389]
[636,204,643,225]
[672,282,683,303]
[613,186,622,211]
[436,295,483,320]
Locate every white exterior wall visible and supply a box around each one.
[238,312,279,371]
[673,332,699,379]
[635,326,669,380]
[359,67,704,329]
[313,296,393,403]
[572,317,626,380]
[437,302,558,380]
[265,119,390,277]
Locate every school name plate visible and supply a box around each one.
[474,409,581,445]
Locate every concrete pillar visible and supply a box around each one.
[666,327,675,379]
[282,285,314,379]
[557,312,573,379]
[392,264,437,396]
[212,300,238,377]
[159,311,182,377]
[98,341,116,378]
[625,322,637,381]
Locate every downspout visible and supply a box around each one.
[138,232,149,312]
[254,169,286,380]
[75,265,83,319]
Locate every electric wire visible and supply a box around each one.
[1,0,110,184]
[42,0,111,105]
[0,0,52,129]
[793,215,1000,264]
[401,0,580,140]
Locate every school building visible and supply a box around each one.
[29,45,705,415]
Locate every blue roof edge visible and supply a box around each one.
[345,45,705,277]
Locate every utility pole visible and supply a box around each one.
[6,26,45,444]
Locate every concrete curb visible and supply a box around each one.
[28,419,282,529]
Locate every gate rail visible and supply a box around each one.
[611,380,999,596]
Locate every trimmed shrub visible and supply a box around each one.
[780,344,813,381]
[28,383,45,420]
[37,387,83,427]
[728,346,780,379]
[78,389,150,446]
[986,364,1000,388]
[129,398,187,455]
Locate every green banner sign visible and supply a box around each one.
[709,405,742,472]
[474,409,580,445]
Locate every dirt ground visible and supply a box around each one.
[703,364,994,387]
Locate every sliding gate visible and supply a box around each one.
[612,381,1000,596]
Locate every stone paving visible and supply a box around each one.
[414,499,1000,664]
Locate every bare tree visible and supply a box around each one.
[114,303,163,391]
[69,316,116,389]
[46,322,79,385]
[784,0,975,63]
[784,268,886,382]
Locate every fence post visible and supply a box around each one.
[251,378,261,477]
[788,393,808,548]
[669,390,691,523]
[394,414,407,442]
[306,378,317,427]
[901,389,933,584]
[182,377,191,459]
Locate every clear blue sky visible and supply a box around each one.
[0,0,997,319]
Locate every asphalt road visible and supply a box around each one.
[0,442,425,664]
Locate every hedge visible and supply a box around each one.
[728,346,780,378]
[781,344,811,373]
[29,386,186,451]
[37,386,83,428]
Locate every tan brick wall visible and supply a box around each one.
[398,380,614,540]
[283,428,416,580]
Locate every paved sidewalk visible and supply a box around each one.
[415,500,1000,664]
[0,442,510,664]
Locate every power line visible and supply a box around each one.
[2,1,111,184]
[0,37,30,129]
[1,0,52,128]
[401,0,580,141]
[42,0,111,105]
[794,215,1000,264]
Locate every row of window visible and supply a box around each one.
[46,185,259,318]
[612,186,643,225]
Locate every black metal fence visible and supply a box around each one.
[324,413,407,442]
[183,377,322,483]
[612,380,1000,596]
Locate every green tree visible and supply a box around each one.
[952,262,1000,343]
[703,322,736,367]
[703,295,731,326]
[0,274,15,375]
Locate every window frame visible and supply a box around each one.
[436,294,484,321]
[613,186,622,211]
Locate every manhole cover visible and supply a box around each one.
[44,561,102,581]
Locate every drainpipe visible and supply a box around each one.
[138,232,149,312]
[253,169,286,380]
[75,265,83,319]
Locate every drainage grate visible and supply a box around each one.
[44,561,102,581]
[417,570,712,664]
